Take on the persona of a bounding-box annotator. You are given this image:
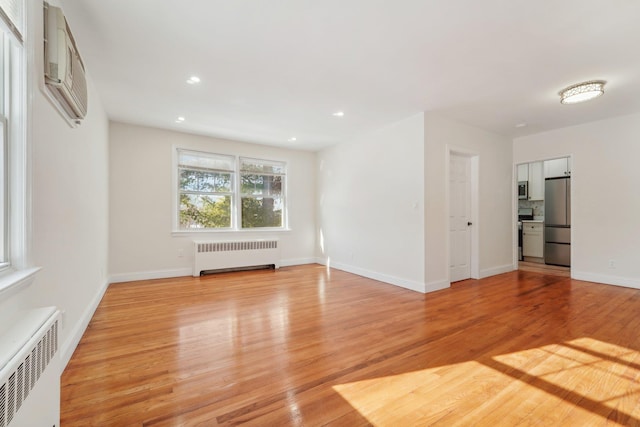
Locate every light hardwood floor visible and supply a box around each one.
[61,265,640,426]
[518,261,571,277]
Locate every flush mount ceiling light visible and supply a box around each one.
[332,111,344,117]
[559,80,606,104]
[287,137,297,142]
[175,116,185,123]
[186,76,201,85]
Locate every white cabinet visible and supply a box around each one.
[517,164,528,182]
[528,161,544,201]
[522,222,544,258]
[544,157,571,178]
[517,162,544,200]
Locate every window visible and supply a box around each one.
[0,115,7,268]
[240,157,285,229]
[178,149,235,229]
[176,149,287,231]
[0,0,36,297]
[0,0,25,272]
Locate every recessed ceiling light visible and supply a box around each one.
[332,111,344,117]
[175,116,185,123]
[186,76,201,85]
[515,122,527,128]
[559,80,606,104]
[287,137,297,142]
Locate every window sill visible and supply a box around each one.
[171,228,292,237]
[0,267,41,300]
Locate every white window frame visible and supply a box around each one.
[172,148,288,233]
[0,0,40,300]
[0,117,8,269]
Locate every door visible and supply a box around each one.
[450,153,472,282]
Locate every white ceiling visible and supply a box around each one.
[60,0,640,151]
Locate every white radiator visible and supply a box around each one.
[193,240,280,276]
[0,307,61,427]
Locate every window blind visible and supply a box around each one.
[240,157,286,175]
[178,149,235,172]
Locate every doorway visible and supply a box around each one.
[515,156,572,275]
[449,150,479,282]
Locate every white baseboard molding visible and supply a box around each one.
[109,260,320,283]
[59,279,109,370]
[572,271,640,290]
[425,279,450,293]
[316,257,428,293]
[480,264,516,279]
[109,268,193,284]
[280,258,318,267]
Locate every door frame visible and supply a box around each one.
[446,146,480,282]
[512,155,574,270]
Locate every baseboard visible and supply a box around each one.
[425,279,450,293]
[479,264,516,279]
[109,268,193,284]
[280,258,318,267]
[316,258,427,293]
[109,261,321,282]
[59,279,109,370]
[572,271,640,290]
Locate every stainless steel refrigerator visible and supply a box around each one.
[544,176,571,266]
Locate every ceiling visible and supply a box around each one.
[60,0,640,151]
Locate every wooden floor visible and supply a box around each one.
[61,265,640,426]
[518,261,571,277]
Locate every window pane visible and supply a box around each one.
[180,168,232,193]
[240,174,282,196]
[180,194,231,229]
[241,196,282,228]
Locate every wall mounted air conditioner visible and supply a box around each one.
[43,2,88,125]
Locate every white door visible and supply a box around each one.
[450,153,472,282]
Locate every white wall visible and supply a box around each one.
[317,113,426,292]
[108,122,317,282]
[30,81,109,368]
[0,0,110,369]
[424,113,513,289]
[514,113,640,289]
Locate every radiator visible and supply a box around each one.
[193,240,280,276]
[0,307,61,427]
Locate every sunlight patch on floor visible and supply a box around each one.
[492,337,640,422]
[333,360,523,426]
[333,338,640,426]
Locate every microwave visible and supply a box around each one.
[518,181,528,200]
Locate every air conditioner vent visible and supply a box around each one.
[43,2,88,125]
